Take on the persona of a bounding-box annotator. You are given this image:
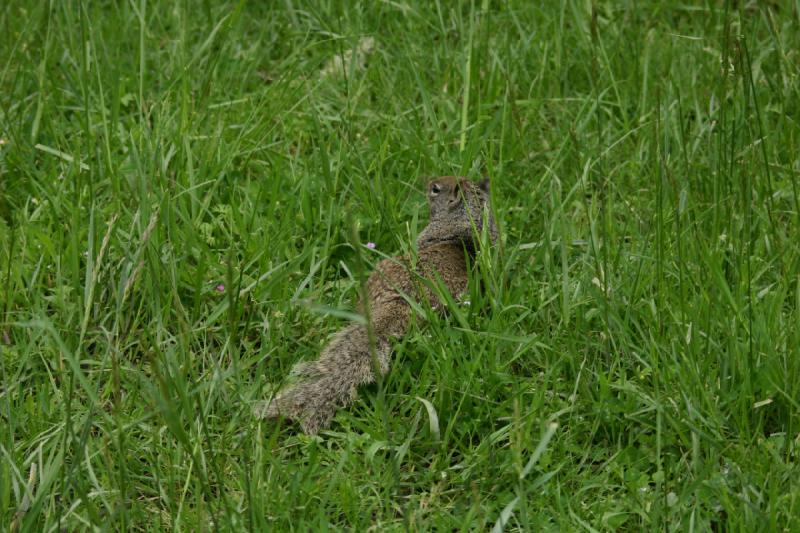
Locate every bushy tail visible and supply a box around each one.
[257,323,393,434]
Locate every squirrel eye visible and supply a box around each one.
[430,183,442,195]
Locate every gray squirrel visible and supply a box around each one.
[256,176,498,434]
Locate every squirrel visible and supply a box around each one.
[255,176,498,434]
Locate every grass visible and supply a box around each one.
[1,0,799,530]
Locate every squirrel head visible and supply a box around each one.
[417,176,498,251]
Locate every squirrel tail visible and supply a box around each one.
[259,307,405,434]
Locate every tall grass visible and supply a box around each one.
[1,1,798,530]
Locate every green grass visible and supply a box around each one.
[1,0,799,530]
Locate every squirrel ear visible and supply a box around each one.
[479,178,491,193]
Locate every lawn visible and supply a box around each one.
[1,0,799,530]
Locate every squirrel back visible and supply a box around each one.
[256,176,497,434]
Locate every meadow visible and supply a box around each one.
[1,1,799,530]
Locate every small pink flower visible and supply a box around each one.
[366,242,376,249]
[215,284,225,292]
